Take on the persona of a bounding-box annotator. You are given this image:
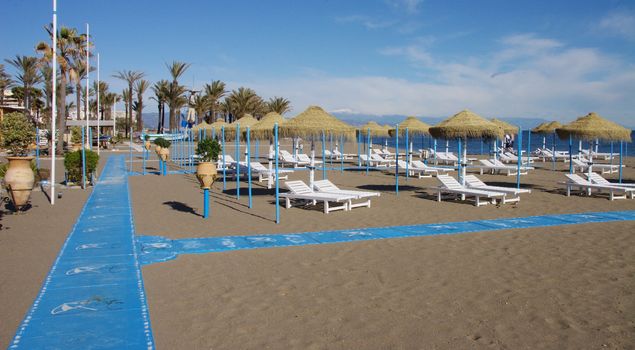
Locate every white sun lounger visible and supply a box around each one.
[582,149,617,160]
[464,175,530,204]
[478,159,527,176]
[561,173,634,200]
[296,153,323,165]
[332,149,355,160]
[312,179,379,209]
[396,160,433,178]
[411,160,453,175]
[587,173,635,189]
[431,174,507,206]
[236,161,293,186]
[371,153,396,166]
[359,154,390,167]
[572,158,623,174]
[279,150,310,168]
[279,180,355,213]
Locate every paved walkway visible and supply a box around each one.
[10,156,154,349]
[9,155,635,348]
[136,210,635,265]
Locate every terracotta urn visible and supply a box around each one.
[4,156,35,209]
[155,145,162,155]
[145,141,152,151]
[159,148,170,162]
[196,162,217,189]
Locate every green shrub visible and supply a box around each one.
[196,139,221,162]
[71,126,83,144]
[153,137,171,149]
[64,150,99,183]
[1,112,35,156]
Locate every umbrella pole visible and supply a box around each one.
[357,130,361,167]
[610,141,614,166]
[247,127,252,208]
[235,124,240,200]
[493,138,497,162]
[619,141,623,183]
[222,126,226,190]
[463,138,467,186]
[517,128,522,190]
[366,129,370,175]
[255,139,259,161]
[433,139,437,164]
[310,137,315,190]
[568,135,573,174]
[527,130,531,164]
[268,139,273,189]
[552,132,556,171]
[329,132,333,168]
[274,123,280,224]
[82,126,87,188]
[405,128,409,181]
[340,134,344,172]
[395,125,399,195]
[322,131,326,179]
[457,137,462,185]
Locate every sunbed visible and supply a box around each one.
[332,149,355,160]
[411,160,454,175]
[572,158,623,174]
[464,175,530,204]
[478,159,529,176]
[279,180,355,213]
[235,161,294,188]
[279,150,309,168]
[582,149,617,160]
[561,174,634,200]
[312,179,379,209]
[586,173,635,189]
[431,174,507,206]
[296,153,322,165]
[359,154,391,167]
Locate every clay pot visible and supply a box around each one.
[4,156,35,209]
[155,145,162,156]
[159,148,170,162]
[144,141,152,151]
[196,162,217,189]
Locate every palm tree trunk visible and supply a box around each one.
[57,74,67,155]
[76,83,82,120]
[137,100,143,131]
[169,107,175,132]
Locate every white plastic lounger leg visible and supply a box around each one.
[286,197,291,209]
[349,199,371,209]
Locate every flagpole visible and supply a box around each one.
[50,0,57,204]
[97,53,100,155]
[85,23,90,149]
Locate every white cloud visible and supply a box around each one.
[243,33,635,126]
[335,15,395,30]
[386,0,423,14]
[599,11,635,40]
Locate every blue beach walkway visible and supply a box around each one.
[9,156,154,349]
[9,154,635,349]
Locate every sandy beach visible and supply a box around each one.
[1,147,634,349]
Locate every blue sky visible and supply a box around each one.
[2,0,635,125]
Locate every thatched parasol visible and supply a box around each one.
[251,112,287,140]
[191,121,211,131]
[279,105,355,138]
[555,112,631,142]
[225,114,259,140]
[490,118,519,135]
[429,109,504,140]
[388,116,431,137]
[359,121,390,137]
[531,121,562,134]
[207,119,230,139]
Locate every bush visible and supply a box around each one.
[153,137,171,149]
[64,149,99,184]
[196,139,221,162]
[1,112,36,156]
[71,126,83,144]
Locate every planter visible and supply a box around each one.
[159,148,170,162]
[155,145,162,156]
[4,156,35,209]
[145,141,152,151]
[196,162,217,189]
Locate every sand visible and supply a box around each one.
[2,142,634,349]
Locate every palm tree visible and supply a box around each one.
[190,94,208,124]
[71,59,87,120]
[134,79,150,131]
[113,70,145,137]
[151,80,169,132]
[37,25,81,154]
[164,82,187,130]
[5,55,43,119]
[0,64,14,122]
[226,87,263,122]
[267,96,292,115]
[100,92,119,121]
[165,61,190,129]
[203,80,226,123]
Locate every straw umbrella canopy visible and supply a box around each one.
[359,121,390,137]
[207,119,230,138]
[490,118,519,135]
[430,109,504,185]
[191,121,211,131]
[279,105,355,139]
[556,112,631,178]
[225,114,259,140]
[555,112,631,142]
[388,116,431,136]
[532,121,562,134]
[251,112,286,140]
